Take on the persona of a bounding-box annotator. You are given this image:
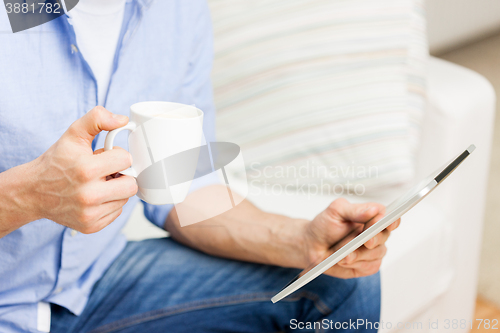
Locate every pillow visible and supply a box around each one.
[209,0,428,195]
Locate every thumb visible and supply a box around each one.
[67,106,128,146]
[332,199,384,224]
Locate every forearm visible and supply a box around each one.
[165,186,309,269]
[0,161,40,238]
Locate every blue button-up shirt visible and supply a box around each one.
[0,0,215,331]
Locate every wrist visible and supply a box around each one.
[269,216,311,269]
[0,160,42,236]
[23,158,45,221]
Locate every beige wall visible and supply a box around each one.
[426,0,500,53]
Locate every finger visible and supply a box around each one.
[93,146,126,157]
[92,146,133,177]
[361,210,389,232]
[82,198,129,224]
[338,244,387,265]
[94,175,138,202]
[94,207,124,233]
[96,199,129,220]
[364,229,391,249]
[386,218,401,232]
[322,265,358,279]
[335,259,383,275]
[323,259,382,279]
[330,198,386,224]
[356,204,386,224]
[66,106,128,146]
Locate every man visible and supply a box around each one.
[0,0,400,332]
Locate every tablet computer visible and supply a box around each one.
[271,144,476,303]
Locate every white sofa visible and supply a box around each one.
[122,57,495,332]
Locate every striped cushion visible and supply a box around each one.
[209,0,428,194]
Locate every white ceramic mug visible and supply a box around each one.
[104,101,204,205]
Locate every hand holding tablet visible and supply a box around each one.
[272,144,476,303]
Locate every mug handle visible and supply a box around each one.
[104,122,138,178]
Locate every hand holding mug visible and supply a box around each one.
[28,106,138,234]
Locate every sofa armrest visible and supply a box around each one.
[413,57,495,329]
[416,57,496,181]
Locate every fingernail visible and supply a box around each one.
[112,114,128,121]
[361,207,374,214]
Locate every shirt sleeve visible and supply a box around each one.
[143,201,173,229]
[143,0,216,229]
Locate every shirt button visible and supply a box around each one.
[54,287,63,294]
[70,44,78,54]
[70,229,77,237]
